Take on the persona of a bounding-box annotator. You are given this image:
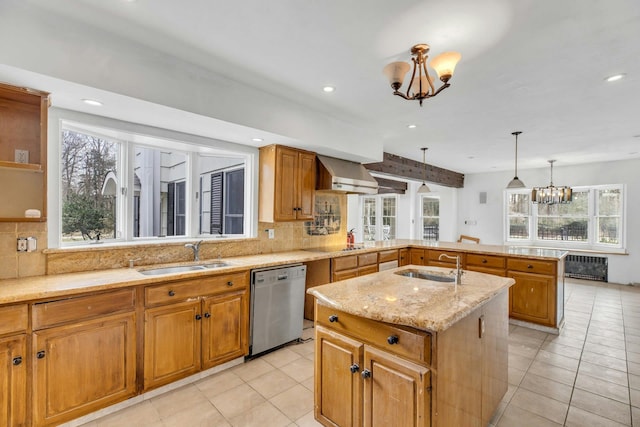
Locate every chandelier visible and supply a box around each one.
[383,44,461,106]
[531,160,572,204]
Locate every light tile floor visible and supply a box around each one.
[79,279,640,427]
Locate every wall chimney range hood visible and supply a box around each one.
[316,155,379,194]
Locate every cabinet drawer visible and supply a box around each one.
[466,266,507,276]
[358,265,378,276]
[427,250,462,264]
[145,272,249,306]
[0,304,28,335]
[333,255,358,272]
[378,249,398,263]
[507,258,556,275]
[32,289,136,330]
[466,254,506,269]
[316,305,431,365]
[333,269,359,282]
[358,252,378,267]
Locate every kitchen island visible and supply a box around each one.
[308,265,515,427]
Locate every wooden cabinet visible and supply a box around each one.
[466,254,506,276]
[31,290,137,426]
[0,304,28,427]
[259,144,315,222]
[409,248,427,266]
[143,272,249,390]
[331,253,379,282]
[507,258,557,327]
[399,248,410,266]
[315,305,431,427]
[426,249,463,268]
[0,82,49,222]
[304,259,332,321]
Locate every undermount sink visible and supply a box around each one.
[395,270,455,283]
[139,262,229,276]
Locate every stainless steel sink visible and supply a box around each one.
[139,265,207,275]
[201,262,229,269]
[394,270,455,282]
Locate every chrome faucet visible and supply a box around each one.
[439,254,463,285]
[185,240,203,261]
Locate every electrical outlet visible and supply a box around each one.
[17,238,28,252]
[14,149,29,164]
[267,229,275,239]
[27,237,37,252]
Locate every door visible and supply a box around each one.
[32,312,136,426]
[410,249,425,266]
[508,271,554,325]
[144,300,201,389]
[315,326,364,427]
[202,289,249,369]
[399,248,410,266]
[0,334,26,427]
[363,346,430,427]
[297,151,316,219]
[274,146,298,221]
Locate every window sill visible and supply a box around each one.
[505,242,628,256]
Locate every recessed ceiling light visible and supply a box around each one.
[468,156,475,159]
[251,138,263,142]
[322,85,335,93]
[605,73,626,82]
[407,124,417,129]
[82,99,103,106]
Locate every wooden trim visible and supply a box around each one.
[365,152,464,188]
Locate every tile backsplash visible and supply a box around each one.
[0,221,47,279]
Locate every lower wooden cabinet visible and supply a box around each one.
[0,334,27,427]
[202,290,248,369]
[508,271,555,325]
[331,253,379,282]
[32,312,136,426]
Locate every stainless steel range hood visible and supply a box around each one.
[316,155,378,194]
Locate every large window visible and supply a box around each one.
[360,195,396,241]
[60,124,251,246]
[421,196,440,241]
[505,185,625,249]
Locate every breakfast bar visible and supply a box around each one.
[308,265,515,427]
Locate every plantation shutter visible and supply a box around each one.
[210,172,223,234]
[167,182,175,236]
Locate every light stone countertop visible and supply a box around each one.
[0,240,563,305]
[308,265,515,332]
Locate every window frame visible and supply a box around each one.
[54,118,256,248]
[420,195,440,241]
[359,194,397,241]
[504,184,626,250]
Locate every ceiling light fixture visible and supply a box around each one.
[506,131,526,188]
[322,85,335,93]
[605,74,626,82]
[383,44,461,106]
[531,160,572,205]
[407,124,417,129]
[82,99,103,106]
[251,137,263,142]
[417,147,430,194]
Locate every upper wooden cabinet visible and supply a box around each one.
[259,145,315,222]
[0,82,50,222]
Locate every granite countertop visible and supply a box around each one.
[308,265,515,332]
[0,240,563,305]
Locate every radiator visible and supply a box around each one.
[564,255,608,282]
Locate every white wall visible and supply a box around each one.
[457,158,640,285]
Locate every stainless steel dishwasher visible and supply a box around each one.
[249,264,307,357]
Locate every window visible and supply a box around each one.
[60,123,251,246]
[360,195,396,241]
[505,185,625,249]
[421,196,440,241]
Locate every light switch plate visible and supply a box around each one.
[14,149,29,164]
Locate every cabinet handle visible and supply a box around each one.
[527,264,533,269]
[227,281,233,287]
[328,315,338,323]
[349,363,360,374]
[482,259,488,263]
[195,314,202,320]
[361,369,371,379]
[36,350,46,359]
[168,290,175,296]
[387,335,399,345]
[12,356,22,366]
[204,312,211,318]
[479,315,485,339]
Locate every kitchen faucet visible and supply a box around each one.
[438,254,463,285]
[185,240,203,261]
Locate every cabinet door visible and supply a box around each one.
[0,334,26,427]
[315,325,364,427]
[410,249,426,266]
[144,300,201,389]
[363,346,431,427]
[274,146,298,221]
[32,312,136,426]
[399,248,410,266]
[508,271,555,326]
[202,289,249,369]
[297,151,316,219]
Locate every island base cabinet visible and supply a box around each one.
[363,346,430,427]
[508,271,554,326]
[0,334,27,427]
[32,312,136,427]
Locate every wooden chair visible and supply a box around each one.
[458,234,480,244]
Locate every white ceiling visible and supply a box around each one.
[1,0,639,174]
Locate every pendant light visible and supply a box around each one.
[417,147,430,193]
[506,131,526,188]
